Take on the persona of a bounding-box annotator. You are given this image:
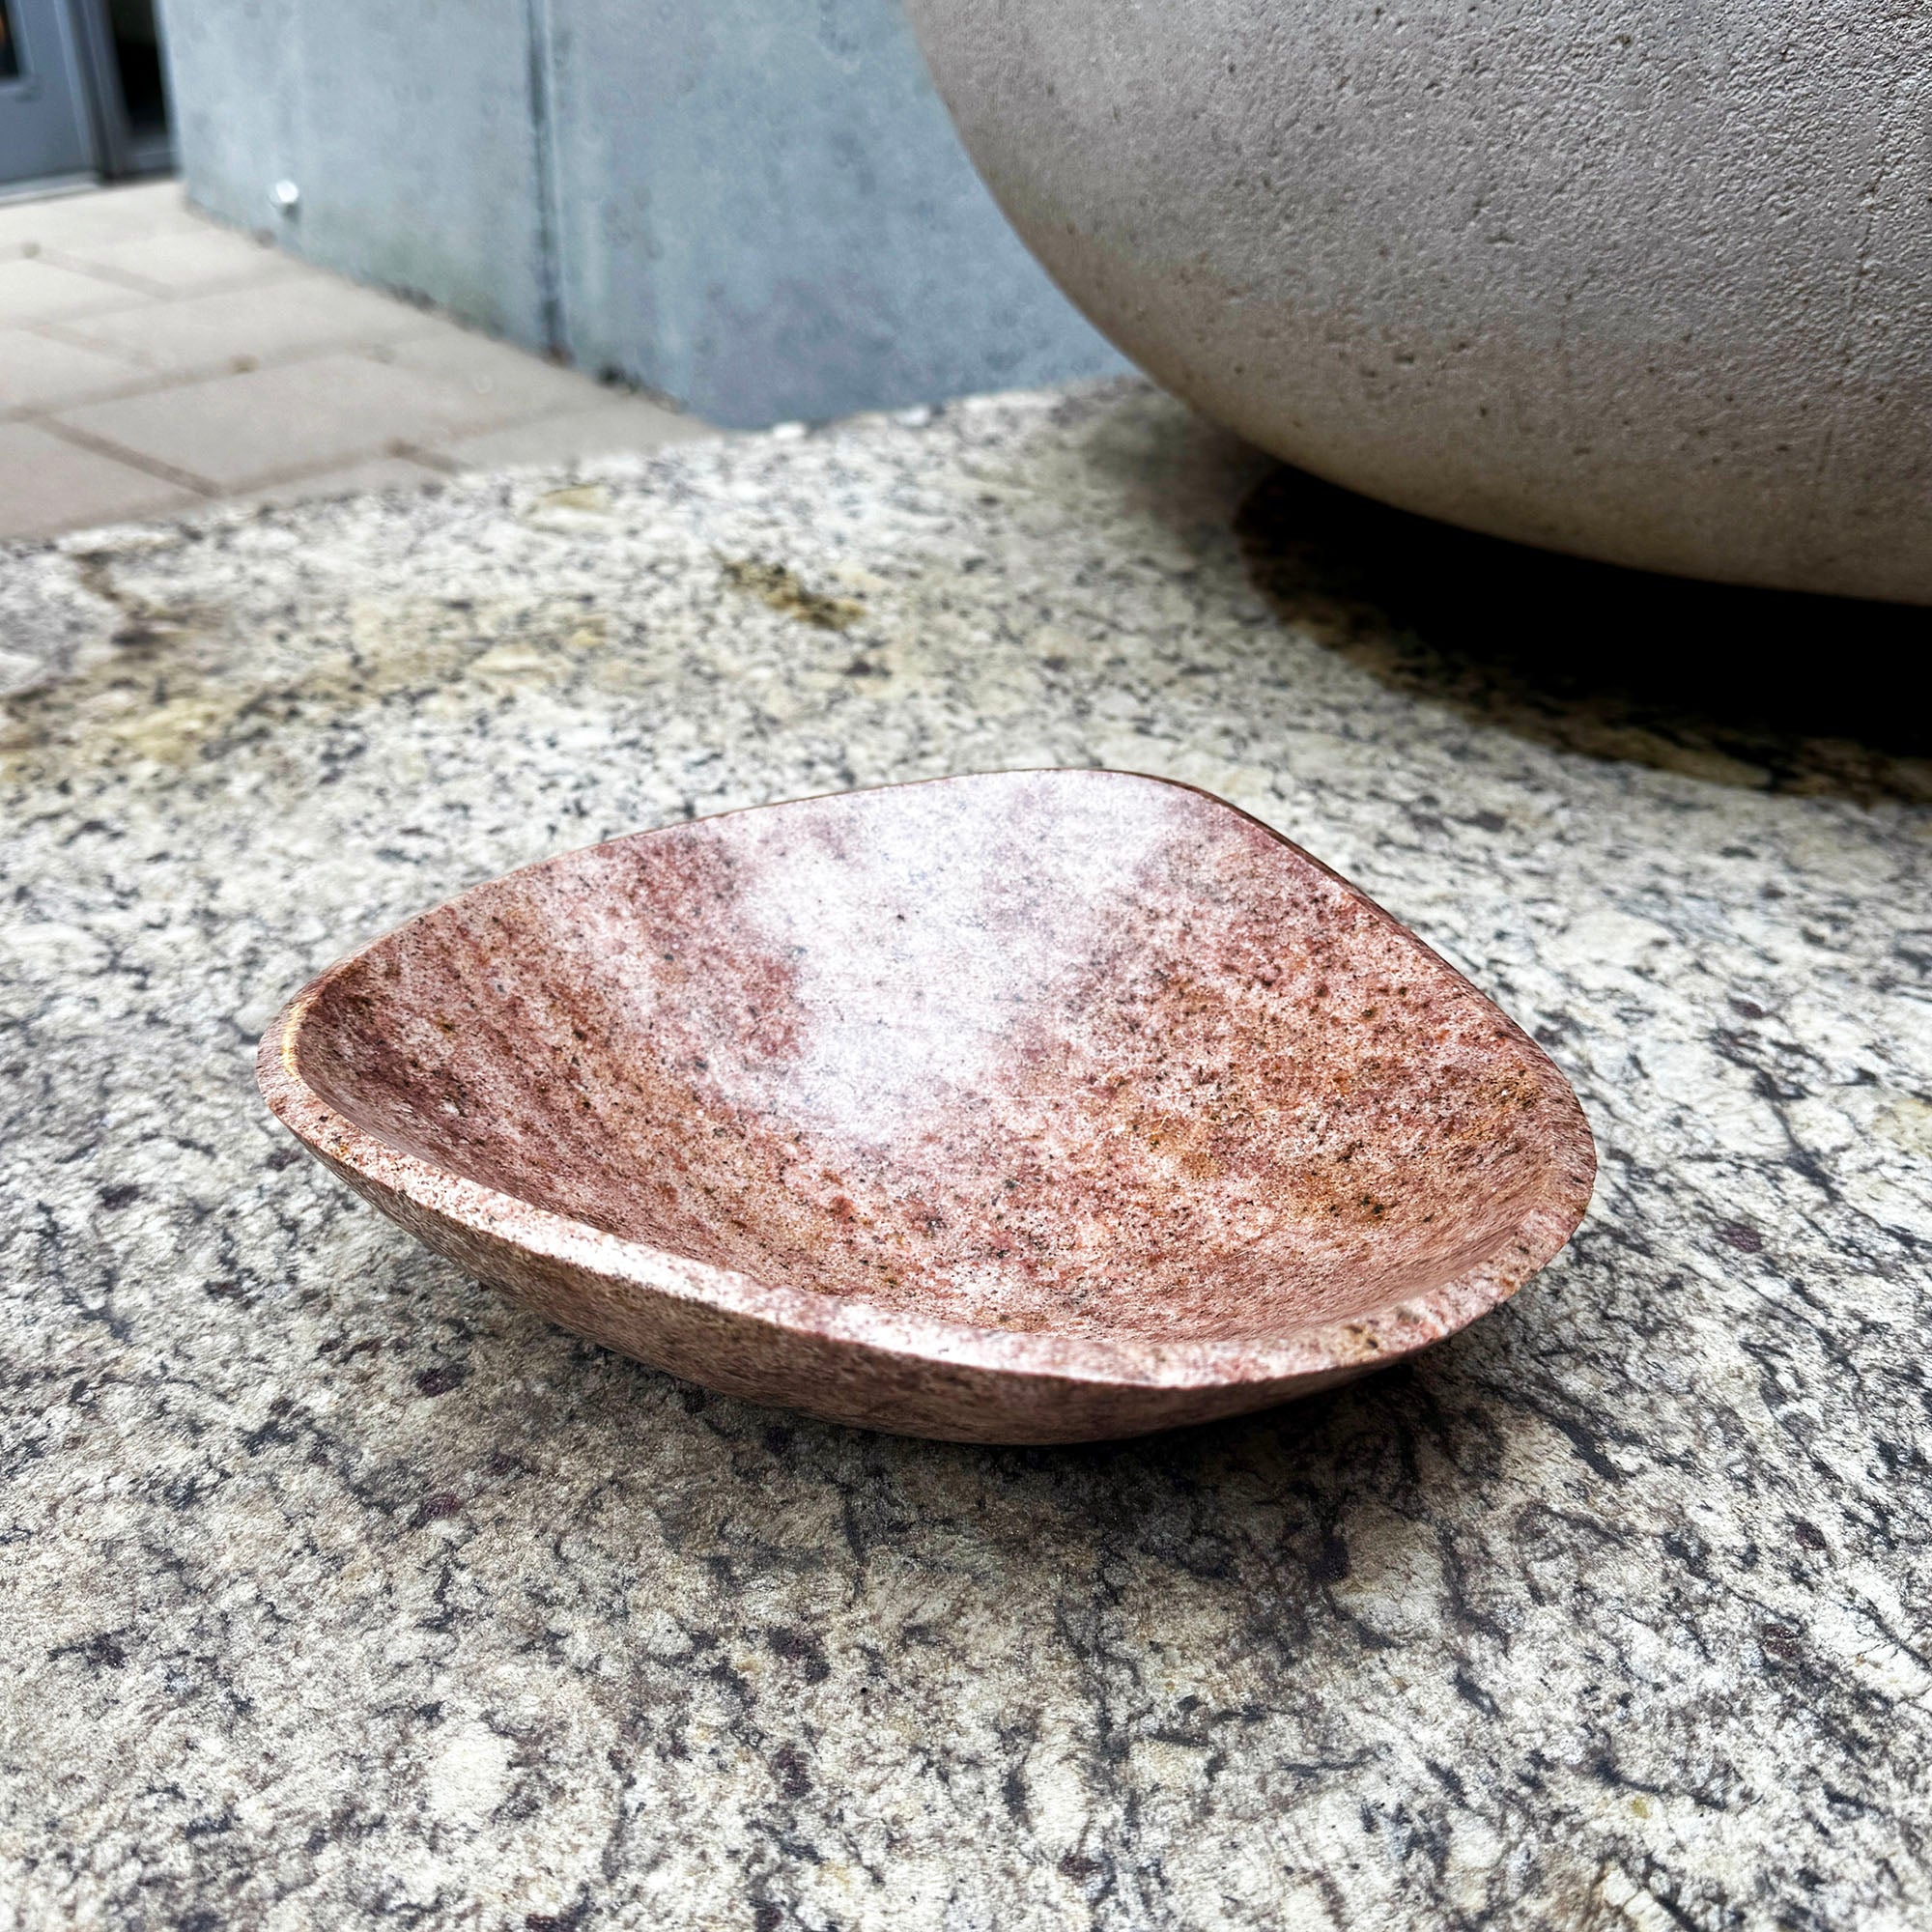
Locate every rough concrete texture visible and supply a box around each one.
[2,383,1930,1927]
[157,0,1128,427]
[906,0,1932,601]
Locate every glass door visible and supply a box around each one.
[0,0,99,190]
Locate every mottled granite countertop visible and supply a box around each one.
[3,383,1928,1931]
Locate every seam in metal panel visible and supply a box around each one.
[524,0,566,357]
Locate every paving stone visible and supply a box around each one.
[238,455,449,508]
[50,352,526,491]
[44,222,302,296]
[372,327,616,418]
[0,183,721,526]
[0,420,198,537]
[53,271,449,374]
[0,255,148,325]
[0,328,148,412]
[432,397,719,469]
[0,180,201,260]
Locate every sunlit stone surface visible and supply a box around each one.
[3,382,1927,1928]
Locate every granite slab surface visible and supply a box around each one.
[2,381,1928,1931]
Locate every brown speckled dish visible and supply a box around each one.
[258,771,1595,1442]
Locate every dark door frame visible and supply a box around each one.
[0,0,170,194]
[70,0,171,178]
[0,0,96,188]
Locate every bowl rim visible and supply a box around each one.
[256,769,1598,1397]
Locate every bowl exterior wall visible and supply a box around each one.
[309,1146,1372,1443]
[906,0,1932,603]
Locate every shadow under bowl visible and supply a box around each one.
[258,770,1595,1442]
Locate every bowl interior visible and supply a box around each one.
[293,772,1580,1341]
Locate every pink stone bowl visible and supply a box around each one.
[257,771,1595,1442]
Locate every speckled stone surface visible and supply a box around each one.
[3,382,1929,1929]
[264,768,1594,1442]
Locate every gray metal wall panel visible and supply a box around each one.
[161,0,550,345]
[156,0,1125,424]
[541,0,1125,426]
[288,1,552,346]
[156,0,298,232]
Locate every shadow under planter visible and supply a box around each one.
[1236,467,1932,808]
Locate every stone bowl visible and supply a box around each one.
[257,771,1595,1441]
[904,0,1932,604]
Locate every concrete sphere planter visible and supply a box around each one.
[906,0,1932,602]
